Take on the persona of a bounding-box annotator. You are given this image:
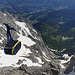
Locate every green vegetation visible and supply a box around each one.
[33,20,74,50]
[29,9,75,52]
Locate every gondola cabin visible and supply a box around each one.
[4,40,21,55]
[3,23,21,55]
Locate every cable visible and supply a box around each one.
[6,0,21,14]
[6,0,26,22]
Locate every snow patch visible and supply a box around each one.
[60,64,65,68]
[42,51,47,57]
[0,24,6,29]
[23,58,42,67]
[0,37,4,43]
[50,48,57,51]
[14,20,32,36]
[18,34,36,46]
[60,55,73,69]
[42,51,50,61]
[35,57,44,64]
[32,29,37,34]
[63,54,69,60]
[4,13,7,16]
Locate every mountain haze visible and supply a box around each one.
[0,0,75,14]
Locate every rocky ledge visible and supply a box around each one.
[64,55,75,75]
[0,62,60,75]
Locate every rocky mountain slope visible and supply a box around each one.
[0,11,60,75]
[64,55,75,75]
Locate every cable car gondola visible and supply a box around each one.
[4,23,21,55]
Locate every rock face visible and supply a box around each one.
[0,11,60,75]
[64,55,75,75]
[0,62,60,75]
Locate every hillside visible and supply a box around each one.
[30,9,75,54]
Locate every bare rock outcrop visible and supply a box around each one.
[64,55,75,74]
[0,62,60,75]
